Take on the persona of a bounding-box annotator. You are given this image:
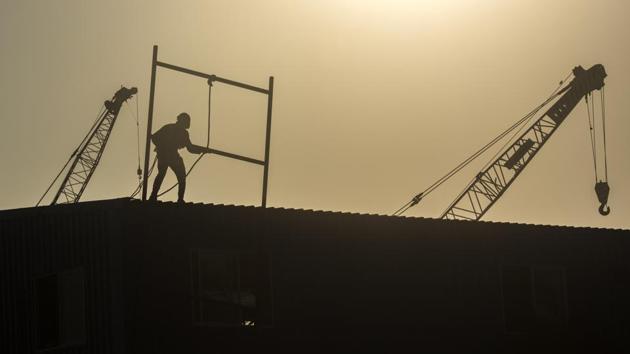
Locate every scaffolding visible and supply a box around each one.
[141,45,274,207]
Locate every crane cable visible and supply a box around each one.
[588,87,610,215]
[586,92,599,180]
[135,95,142,182]
[394,72,572,216]
[601,87,609,181]
[394,104,540,217]
[123,94,144,198]
[393,101,545,216]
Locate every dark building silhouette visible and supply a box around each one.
[1,198,629,353]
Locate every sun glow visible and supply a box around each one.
[337,0,483,27]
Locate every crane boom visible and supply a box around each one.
[50,86,137,205]
[441,64,606,221]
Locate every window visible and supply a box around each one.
[191,250,272,327]
[501,265,534,332]
[35,268,86,350]
[501,265,567,333]
[532,267,568,328]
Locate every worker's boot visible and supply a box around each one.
[177,180,186,204]
[148,189,159,202]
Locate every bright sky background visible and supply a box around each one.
[1,0,629,229]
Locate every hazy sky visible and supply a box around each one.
[1,0,629,229]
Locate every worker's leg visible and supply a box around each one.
[171,156,187,202]
[149,157,168,201]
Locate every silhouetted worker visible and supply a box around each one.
[149,113,211,202]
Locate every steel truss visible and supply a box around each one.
[441,65,607,221]
[51,87,137,204]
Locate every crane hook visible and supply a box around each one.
[594,181,611,216]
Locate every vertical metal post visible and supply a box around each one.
[142,45,158,201]
[206,79,213,148]
[261,76,274,208]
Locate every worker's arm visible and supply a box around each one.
[184,132,211,154]
[186,143,212,154]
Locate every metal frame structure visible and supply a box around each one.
[141,45,275,207]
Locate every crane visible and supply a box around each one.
[37,86,138,206]
[395,64,610,220]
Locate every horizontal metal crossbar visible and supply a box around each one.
[156,61,269,94]
[208,148,265,166]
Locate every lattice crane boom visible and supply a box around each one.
[441,65,607,221]
[50,86,137,205]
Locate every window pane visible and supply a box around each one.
[36,274,59,349]
[59,268,86,345]
[533,268,567,327]
[197,251,240,325]
[502,265,534,332]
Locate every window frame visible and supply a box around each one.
[33,267,86,352]
[190,249,273,328]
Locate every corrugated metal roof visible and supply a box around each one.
[2,197,625,233]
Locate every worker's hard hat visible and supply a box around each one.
[177,112,191,123]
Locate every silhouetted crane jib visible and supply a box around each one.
[396,64,612,220]
[48,86,138,205]
[443,64,609,220]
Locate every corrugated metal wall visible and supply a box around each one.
[3,198,630,353]
[0,207,119,354]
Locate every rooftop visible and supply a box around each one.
[1,197,626,233]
